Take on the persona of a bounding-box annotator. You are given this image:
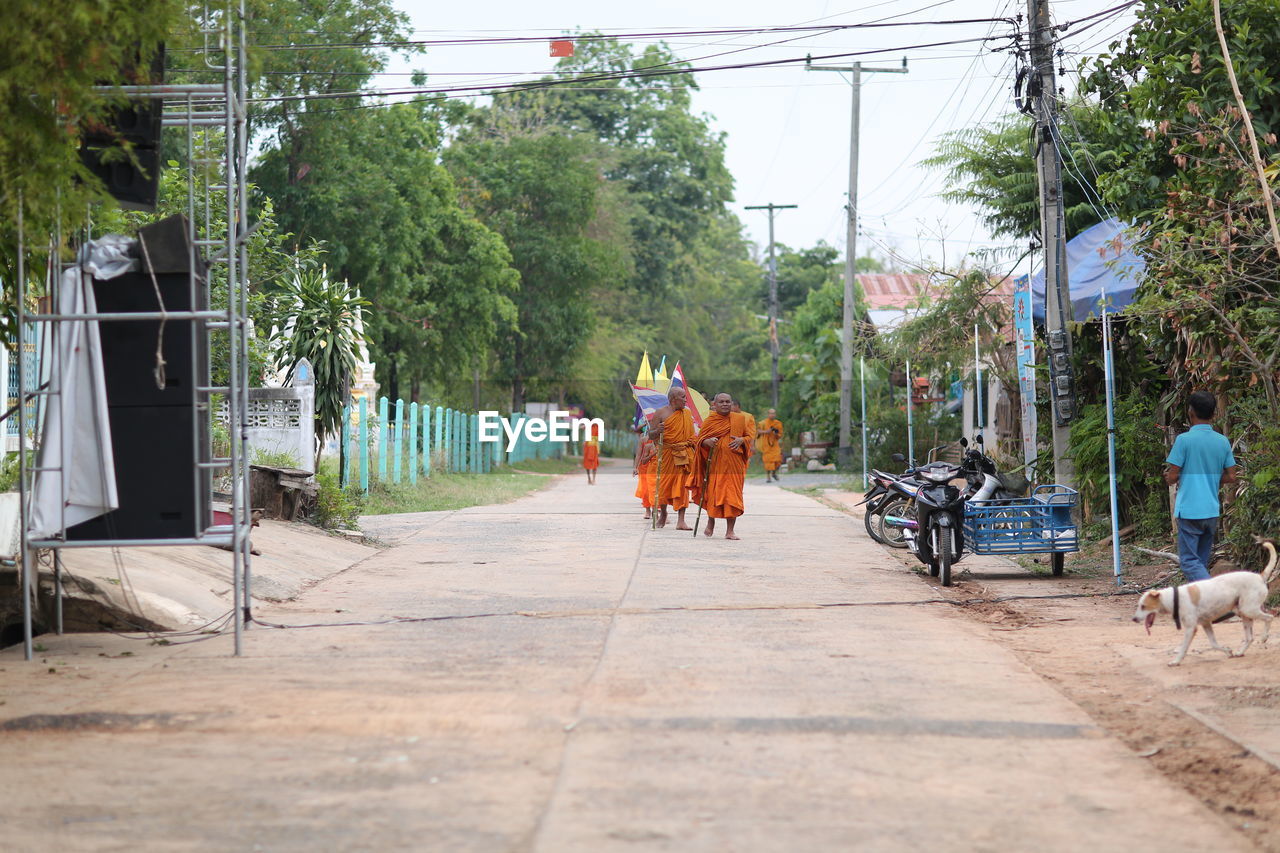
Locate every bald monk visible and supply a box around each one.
[758,408,785,482]
[652,387,697,530]
[633,425,657,519]
[694,392,752,539]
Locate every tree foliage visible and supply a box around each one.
[1,0,180,325]
[923,106,1114,243]
[525,37,736,298]
[446,131,627,409]
[269,264,368,461]
[1077,0,1280,551]
[254,103,518,401]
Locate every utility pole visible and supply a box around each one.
[807,57,908,470]
[1027,0,1076,490]
[746,202,797,408]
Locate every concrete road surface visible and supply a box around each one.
[0,461,1248,852]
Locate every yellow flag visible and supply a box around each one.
[636,352,654,388]
[654,356,670,394]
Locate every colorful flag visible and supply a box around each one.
[654,356,670,394]
[631,385,669,424]
[550,39,574,57]
[636,352,654,389]
[670,363,709,431]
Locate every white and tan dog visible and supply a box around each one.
[1133,571,1274,666]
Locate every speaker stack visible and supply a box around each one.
[67,215,212,541]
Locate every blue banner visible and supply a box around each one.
[1013,275,1038,470]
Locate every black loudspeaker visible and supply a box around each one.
[78,46,165,211]
[67,215,211,541]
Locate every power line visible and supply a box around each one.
[250,34,1019,110]
[183,15,1017,52]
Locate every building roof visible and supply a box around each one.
[857,273,1016,337]
[856,272,1015,310]
[856,273,931,309]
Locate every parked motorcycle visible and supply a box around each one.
[860,445,948,548]
[887,456,967,585]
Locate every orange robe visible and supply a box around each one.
[657,408,696,510]
[693,412,752,518]
[634,438,656,507]
[758,417,784,472]
[582,425,601,470]
[741,412,757,450]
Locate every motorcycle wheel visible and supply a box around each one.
[1051,552,1065,576]
[876,497,912,549]
[937,528,953,587]
[864,498,887,544]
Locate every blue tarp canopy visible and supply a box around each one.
[1027,218,1144,322]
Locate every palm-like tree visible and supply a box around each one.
[271,264,368,467]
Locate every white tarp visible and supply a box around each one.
[28,238,134,539]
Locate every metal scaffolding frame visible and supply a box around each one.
[14,2,254,659]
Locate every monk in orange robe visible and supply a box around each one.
[758,407,785,482]
[694,393,752,539]
[652,387,697,530]
[581,422,601,484]
[633,426,657,519]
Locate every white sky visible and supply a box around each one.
[388,0,1136,274]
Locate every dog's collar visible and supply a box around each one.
[1172,584,1182,631]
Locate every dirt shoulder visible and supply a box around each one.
[821,488,1280,852]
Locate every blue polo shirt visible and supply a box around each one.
[1167,424,1236,519]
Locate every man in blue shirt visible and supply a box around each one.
[1164,391,1237,582]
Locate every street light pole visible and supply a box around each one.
[746,202,797,409]
[807,57,908,471]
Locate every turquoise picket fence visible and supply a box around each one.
[339,399,623,492]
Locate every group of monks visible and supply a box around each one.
[629,388,785,540]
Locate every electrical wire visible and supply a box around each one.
[269,34,1020,116]
[208,15,1019,52]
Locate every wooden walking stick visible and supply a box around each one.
[693,439,719,538]
[652,430,662,530]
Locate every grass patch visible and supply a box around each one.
[508,457,581,475]
[360,468,558,514]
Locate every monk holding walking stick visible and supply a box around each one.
[651,388,697,530]
[693,392,752,540]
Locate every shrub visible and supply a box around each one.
[312,471,364,530]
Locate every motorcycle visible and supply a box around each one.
[885,436,1028,586]
[859,445,949,548]
[886,456,967,586]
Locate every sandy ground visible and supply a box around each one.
[0,462,1273,851]
[823,487,1280,851]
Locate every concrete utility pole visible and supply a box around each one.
[1027,0,1076,490]
[746,202,797,408]
[807,57,908,470]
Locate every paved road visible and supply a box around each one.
[0,461,1247,851]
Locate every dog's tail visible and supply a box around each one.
[1260,539,1280,592]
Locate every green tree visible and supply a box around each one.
[254,104,518,402]
[447,132,627,410]
[770,242,841,314]
[1081,0,1280,556]
[923,105,1114,242]
[1081,0,1280,221]
[1,0,179,328]
[514,36,735,298]
[270,264,367,465]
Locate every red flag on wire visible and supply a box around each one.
[550,39,574,57]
